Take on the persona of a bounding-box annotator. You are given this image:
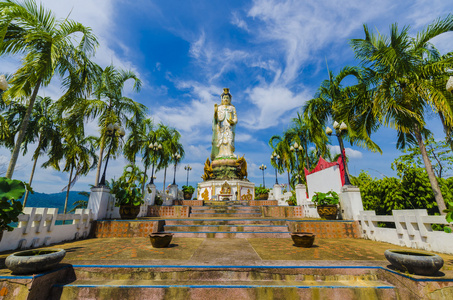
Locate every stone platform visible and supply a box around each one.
[2,237,453,299]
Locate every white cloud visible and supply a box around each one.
[329,145,363,159]
[243,85,311,129]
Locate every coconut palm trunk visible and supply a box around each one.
[63,165,75,224]
[414,126,446,214]
[22,155,38,207]
[94,136,106,186]
[6,79,42,179]
[162,167,167,194]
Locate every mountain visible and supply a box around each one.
[20,191,89,214]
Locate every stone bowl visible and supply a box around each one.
[290,232,315,248]
[5,249,66,275]
[384,249,444,276]
[149,233,174,248]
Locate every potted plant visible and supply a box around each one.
[255,185,270,200]
[0,177,26,242]
[182,185,195,200]
[286,191,297,206]
[311,191,339,220]
[110,165,145,219]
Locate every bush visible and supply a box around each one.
[311,191,339,206]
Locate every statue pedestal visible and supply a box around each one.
[163,184,178,206]
[198,180,254,202]
[272,184,282,201]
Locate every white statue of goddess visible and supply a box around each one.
[211,88,238,160]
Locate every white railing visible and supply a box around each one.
[359,209,453,254]
[0,207,93,252]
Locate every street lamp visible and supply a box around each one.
[0,75,8,92]
[447,76,453,93]
[290,142,304,184]
[184,165,192,186]
[259,164,267,188]
[172,152,181,185]
[98,123,125,186]
[149,141,162,184]
[271,152,280,185]
[325,121,351,186]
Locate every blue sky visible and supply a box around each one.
[1,0,453,193]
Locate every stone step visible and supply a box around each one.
[164,219,288,226]
[190,213,263,218]
[191,206,260,210]
[52,266,397,300]
[190,209,261,214]
[164,224,289,232]
[165,231,291,238]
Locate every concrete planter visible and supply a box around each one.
[149,233,173,248]
[384,249,444,275]
[291,232,315,248]
[119,204,140,219]
[317,205,338,220]
[5,249,66,275]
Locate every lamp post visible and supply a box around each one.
[0,75,8,92]
[172,152,181,185]
[271,152,280,185]
[259,164,267,188]
[98,123,125,186]
[325,121,351,186]
[447,76,453,93]
[149,142,162,184]
[290,142,304,184]
[184,165,192,186]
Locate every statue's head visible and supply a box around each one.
[221,88,232,105]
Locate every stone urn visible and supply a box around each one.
[384,249,444,276]
[316,205,338,220]
[183,192,193,200]
[6,249,66,275]
[119,204,140,219]
[290,232,315,248]
[149,233,174,248]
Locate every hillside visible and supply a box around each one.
[20,191,89,213]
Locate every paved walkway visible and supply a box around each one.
[1,237,453,279]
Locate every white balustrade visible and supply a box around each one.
[0,207,93,252]
[359,209,453,254]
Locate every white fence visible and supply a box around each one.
[0,207,93,252]
[359,209,453,254]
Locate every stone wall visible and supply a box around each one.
[94,220,162,238]
[290,220,361,238]
[248,200,278,206]
[261,206,305,218]
[0,207,92,252]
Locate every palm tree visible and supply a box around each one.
[68,191,90,213]
[350,16,453,214]
[303,66,381,157]
[72,65,145,186]
[269,132,296,191]
[44,116,98,218]
[21,96,62,206]
[157,124,184,193]
[0,0,98,178]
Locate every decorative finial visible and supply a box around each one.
[223,88,229,94]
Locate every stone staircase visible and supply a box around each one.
[189,205,262,218]
[51,265,398,300]
[164,219,291,238]
[158,205,291,238]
